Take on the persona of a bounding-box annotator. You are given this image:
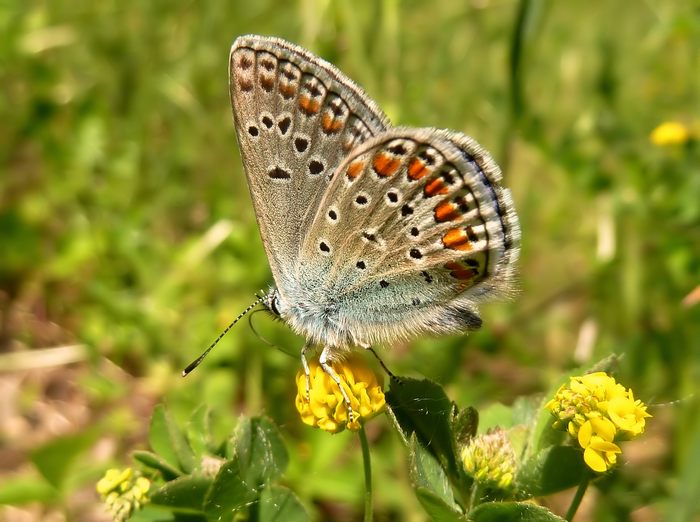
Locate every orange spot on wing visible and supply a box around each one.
[444,261,477,281]
[442,228,473,251]
[434,201,460,222]
[322,113,343,133]
[299,95,320,115]
[372,153,401,177]
[279,83,296,98]
[346,160,365,180]
[424,177,449,197]
[407,158,429,180]
[260,75,274,91]
[238,79,254,92]
[237,55,253,70]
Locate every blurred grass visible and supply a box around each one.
[1,0,699,520]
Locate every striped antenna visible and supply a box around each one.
[182,295,265,377]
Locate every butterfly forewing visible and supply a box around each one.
[297,128,519,344]
[229,35,390,288]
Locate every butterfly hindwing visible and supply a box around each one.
[229,35,390,288]
[297,128,519,345]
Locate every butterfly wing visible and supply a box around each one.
[297,128,520,346]
[229,35,390,289]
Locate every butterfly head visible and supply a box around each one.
[261,287,284,317]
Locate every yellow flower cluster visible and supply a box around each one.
[650,121,690,146]
[96,468,151,522]
[545,372,651,472]
[295,356,386,433]
[461,428,517,490]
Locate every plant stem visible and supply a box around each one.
[468,482,481,513]
[565,473,590,521]
[358,424,373,522]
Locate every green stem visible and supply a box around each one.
[565,473,590,521]
[468,481,481,513]
[358,424,373,522]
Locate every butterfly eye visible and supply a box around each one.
[270,295,281,316]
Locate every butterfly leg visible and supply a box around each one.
[319,346,355,423]
[360,342,397,381]
[300,341,311,400]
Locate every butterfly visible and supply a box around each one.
[225,35,520,417]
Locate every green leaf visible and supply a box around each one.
[516,446,587,496]
[202,416,289,520]
[386,377,459,476]
[149,405,183,471]
[477,403,514,432]
[29,429,97,489]
[511,396,541,427]
[506,424,530,461]
[230,416,289,487]
[258,485,309,522]
[150,474,213,513]
[133,450,182,480]
[452,407,478,447]
[204,458,257,521]
[528,400,566,458]
[186,405,212,458]
[0,474,58,504]
[469,501,565,521]
[149,404,196,473]
[131,504,188,521]
[415,488,468,522]
[409,435,463,520]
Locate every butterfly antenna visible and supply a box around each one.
[182,295,265,377]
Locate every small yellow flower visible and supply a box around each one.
[650,121,690,146]
[295,356,385,433]
[96,468,150,522]
[461,428,517,491]
[578,418,621,473]
[606,389,651,437]
[545,372,651,472]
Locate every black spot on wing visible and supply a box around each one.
[268,167,291,180]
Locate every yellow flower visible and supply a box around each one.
[96,468,133,496]
[606,389,651,437]
[461,428,517,491]
[545,372,651,472]
[295,356,386,433]
[650,121,690,146]
[578,418,621,473]
[96,468,150,522]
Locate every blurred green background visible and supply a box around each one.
[1,0,699,520]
